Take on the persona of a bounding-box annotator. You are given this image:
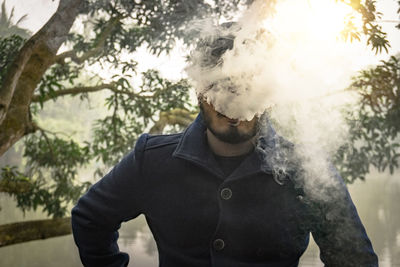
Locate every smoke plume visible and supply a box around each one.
[186,0,372,200]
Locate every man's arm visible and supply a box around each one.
[308,168,378,266]
[71,134,148,267]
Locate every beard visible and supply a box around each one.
[200,103,259,144]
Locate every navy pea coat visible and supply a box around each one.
[71,114,378,267]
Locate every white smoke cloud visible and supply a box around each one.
[186,0,377,199]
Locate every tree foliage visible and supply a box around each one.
[326,0,400,182]
[0,0,31,38]
[340,0,391,54]
[0,0,242,218]
[0,0,399,220]
[335,55,400,183]
[0,34,24,86]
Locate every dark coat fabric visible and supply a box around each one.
[71,115,378,267]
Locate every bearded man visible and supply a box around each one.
[71,22,378,267]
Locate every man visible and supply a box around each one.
[71,23,378,267]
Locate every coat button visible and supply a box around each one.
[213,239,225,250]
[220,188,232,200]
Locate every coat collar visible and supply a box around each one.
[172,113,277,181]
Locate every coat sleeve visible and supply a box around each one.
[308,167,378,267]
[71,134,148,267]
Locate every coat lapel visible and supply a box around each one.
[173,113,278,181]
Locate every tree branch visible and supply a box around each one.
[30,122,72,138]
[0,0,84,157]
[55,15,123,64]
[0,217,71,247]
[0,0,84,124]
[36,125,56,159]
[31,83,140,103]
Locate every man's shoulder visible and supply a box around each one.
[137,132,183,152]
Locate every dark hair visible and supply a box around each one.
[191,22,239,69]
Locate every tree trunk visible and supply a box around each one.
[0,0,84,157]
[0,217,71,247]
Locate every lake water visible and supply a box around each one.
[1,171,399,266]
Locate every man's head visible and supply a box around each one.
[193,22,259,144]
[188,22,261,144]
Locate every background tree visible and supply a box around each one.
[331,0,400,185]
[334,54,400,182]
[0,0,399,246]
[0,0,244,246]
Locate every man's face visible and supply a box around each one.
[199,99,259,144]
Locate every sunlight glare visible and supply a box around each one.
[253,0,367,102]
[263,0,361,43]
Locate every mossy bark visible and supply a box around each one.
[0,217,72,247]
[0,0,84,157]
